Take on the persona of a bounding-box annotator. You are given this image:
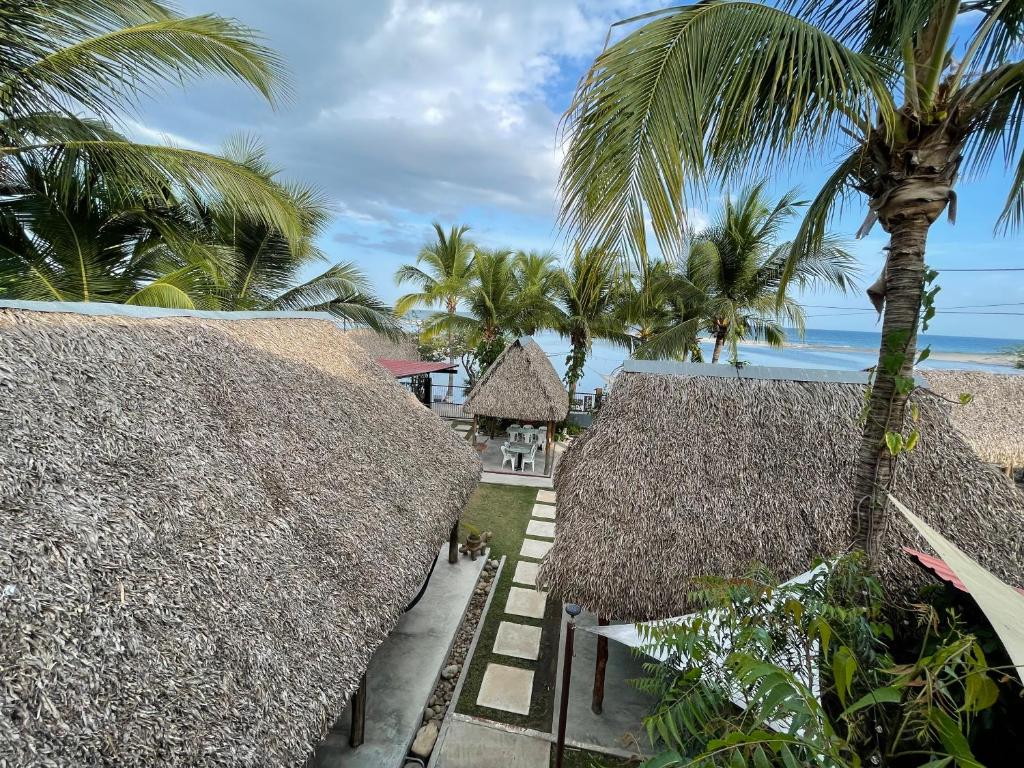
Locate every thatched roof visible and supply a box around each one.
[345,327,420,361]
[541,362,1024,621]
[463,336,569,422]
[924,369,1024,468]
[0,302,480,767]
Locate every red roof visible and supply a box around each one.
[903,547,1024,596]
[377,359,459,378]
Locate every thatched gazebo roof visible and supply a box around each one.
[345,327,420,361]
[0,302,480,767]
[463,336,569,422]
[541,361,1024,622]
[924,369,1024,468]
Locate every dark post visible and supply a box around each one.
[349,672,367,748]
[555,604,582,768]
[469,414,478,446]
[448,519,459,564]
[591,616,609,714]
[544,419,554,475]
[594,387,603,410]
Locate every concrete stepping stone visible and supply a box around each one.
[505,586,548,619]
[525,519,555,539]
[493,621,542,660]
[432,718,550,767]
[531,503,555,519]
[477,663,534,715]
[512,561,540,586]
[536,490,557,504]
[519,538,552,560]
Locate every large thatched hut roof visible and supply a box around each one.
[541,361,1024,621]
[344,327,420,361]
[463,336,569,422]
[924,369,1024,468]
[0,302,480,767]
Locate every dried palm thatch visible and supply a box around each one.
[0,304,480,767]
[345,327,419,360]
[924,369,1024,468]
[541,362,1024,622]
[463,337,569,422]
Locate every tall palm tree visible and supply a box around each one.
[512,250,564,335]
[687,183,856,363]
[395,223,476,395]
[619,259,705,362]
[0,0,300,236]
[555,244,630,405]
[559,1,1024,556]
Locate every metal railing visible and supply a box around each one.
[401,378,601,419]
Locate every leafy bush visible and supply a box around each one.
[636,556,1018,767]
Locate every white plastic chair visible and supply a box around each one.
[500,442,516,470]
[522,444,538,472]
[508,424,523,443]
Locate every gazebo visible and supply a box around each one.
[540,360,1024,711]
[0,302,481,767]
[463,336,569,474]
[925,369,1024,478]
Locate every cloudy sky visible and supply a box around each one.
[136,1,1023,338]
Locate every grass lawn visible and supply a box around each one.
[455,482,561,731]
[554,747,642,768]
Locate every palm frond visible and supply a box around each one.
[0,9,287,120]
[560,0,893,255]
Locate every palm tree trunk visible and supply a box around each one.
[711,327,727,363]
[850,214,930,558]
[446,296,456,401]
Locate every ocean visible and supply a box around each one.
[532,328,1024,393]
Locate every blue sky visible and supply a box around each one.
[133,1,1023,339]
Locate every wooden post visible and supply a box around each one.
[469,414,478,446]
[554,615,577,768]
[448,519,459,564]
[594,387,603,410]
[349,672,367,748]
[544,419,554,475]
[591,616,609,714]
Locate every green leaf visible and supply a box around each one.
[964,672,1000,713]
[840,686,901,718]
[729,749,747,768]
[905,429,920,452]
[910,402,920,422]
[831,645,857,708]
[884,431,904,456]
[929,709,977,762]
[917,346,931,363]
[752,746,772,768]
[959,392,974,405]
[641,750,686,768]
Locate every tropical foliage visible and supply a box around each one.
[0,0,301,237]
[559,0,1024,556]
[637,556,1017,768]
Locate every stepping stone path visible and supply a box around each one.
[477,493,559,718]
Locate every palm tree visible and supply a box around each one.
[555,244,630,405]
[0,0,299,236]
[512,250,564,335]
[619,259,705,362]
[686,183,856,363]
[395,223,476,396]
[0,142,224,306]
[559,1,1024,556]
[198,139,398,334]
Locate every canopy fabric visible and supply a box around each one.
[891,494,1024,684]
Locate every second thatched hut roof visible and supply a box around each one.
[541,362,1024,622]
[463,336,569,422]
[924,369,1024,469]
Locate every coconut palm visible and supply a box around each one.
[0,142,224,306]
[395,223,477,395]
[619,259,706,362]
[0,0,299,236]
[560,1,1024,556]
[419,248,524,371]
[512,250,564,335]
[555,244,630,404]
[688,183,856,363]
